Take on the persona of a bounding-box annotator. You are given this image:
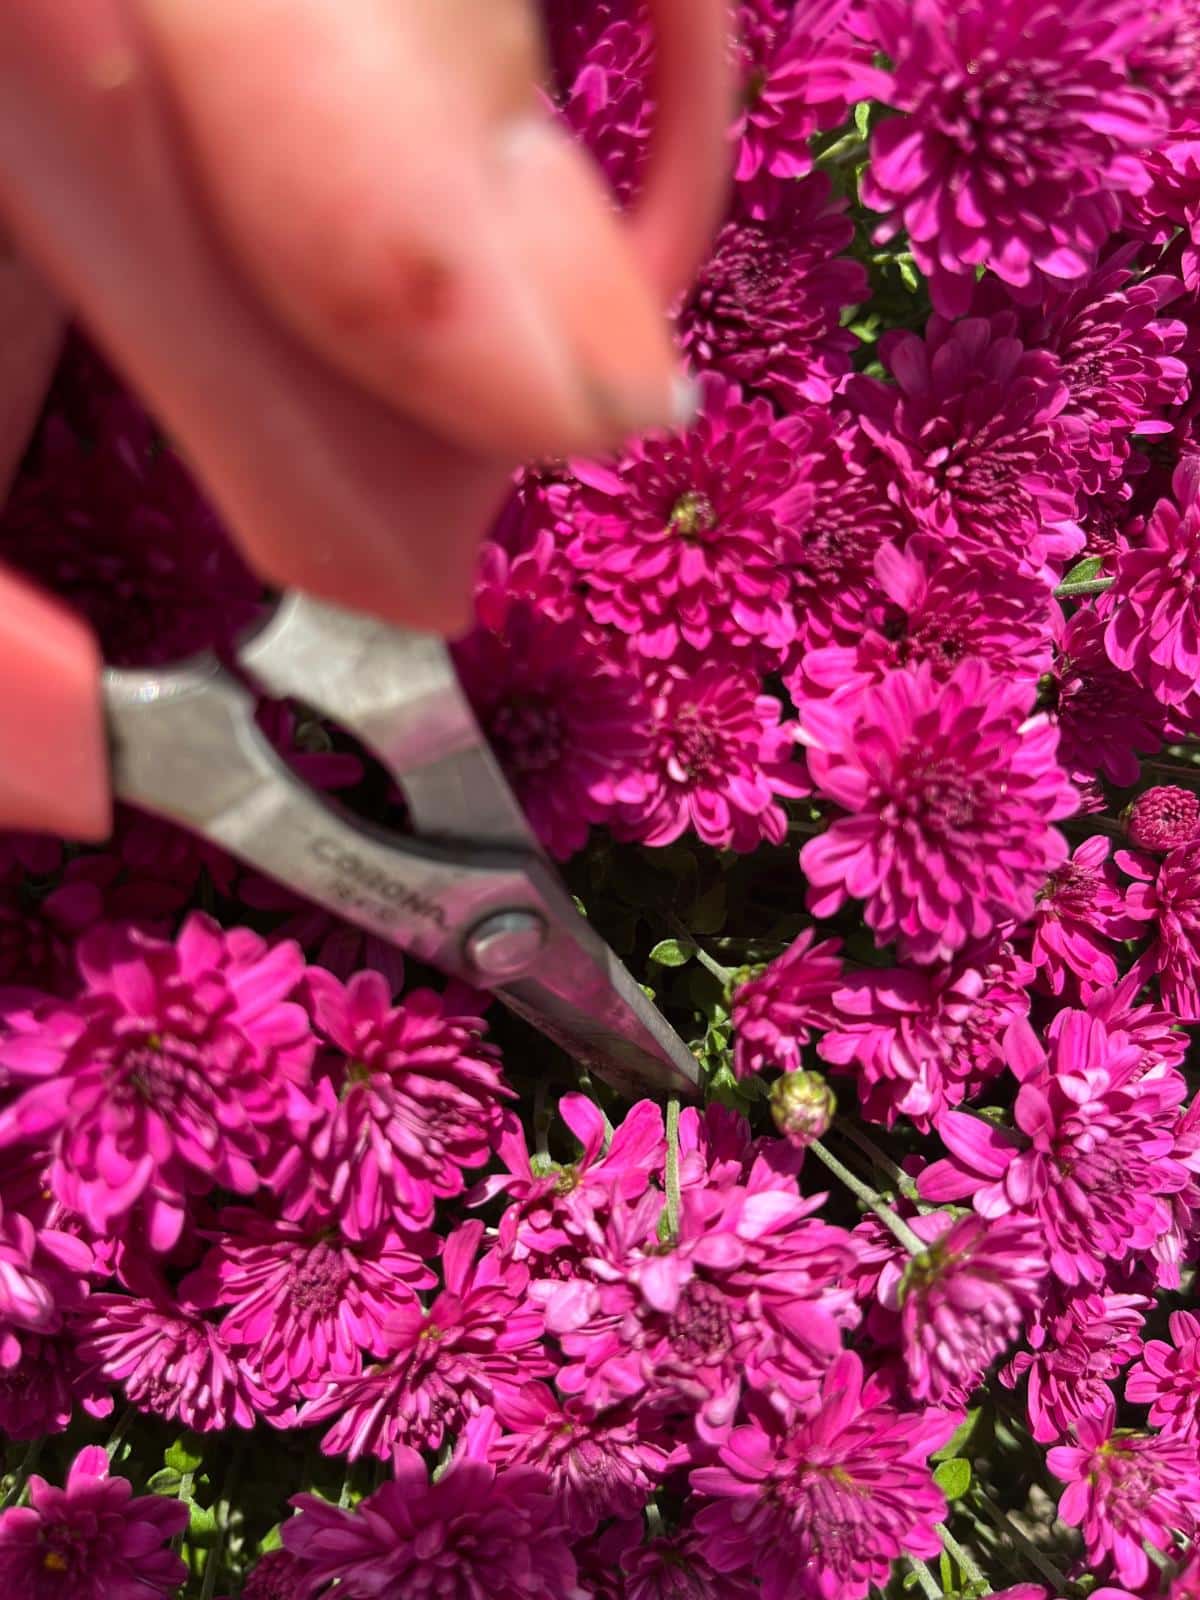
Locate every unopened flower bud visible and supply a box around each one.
[769,1070,835,1147]
[1124,785,1200,853]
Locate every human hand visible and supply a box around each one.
[0,0,731,839]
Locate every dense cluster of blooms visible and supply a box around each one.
[2,1,1200,1596]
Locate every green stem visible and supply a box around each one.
[105,1406,134,1462]
[972,1488,1073,1593]
[833,1119,924,1204]
[199,1444,243,1600]
[1053,576,1113,598]
[905,1557,942,1597]
[665,1098,681,1242]
[1,1438,42,1509]
[809,1139,925,1253]
[667,915,736,984]
[936,1522,988,1588]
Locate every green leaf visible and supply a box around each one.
[854,100,871,139]
[934,1457,972,1500]
[1062,554,1104,585]
[187,1501,219,1548]
[146,1468,182,1496]
[931,1406,981,1463]
[898,256,920,291]
[649,939,692,968]
[688,879,727,937]
[164,1434,204,1474]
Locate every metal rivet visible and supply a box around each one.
[463,910,547,980]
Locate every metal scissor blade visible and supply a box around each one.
[102,652,698,1096]
[237,592,535,851]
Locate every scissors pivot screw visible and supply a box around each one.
[463,909,548,980]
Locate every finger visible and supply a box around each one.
[0,1,509,634]
[0,567,109,839]
[0,252,64,502]
[131,0,689,457]
[634,0,735,302]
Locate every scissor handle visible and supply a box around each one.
[238,592,535,852]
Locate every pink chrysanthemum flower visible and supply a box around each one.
[284,1435,579,1600]
[731,0,881,215]
[1122,841,1200,1019]
[620,1526,759,1600]
[1129,0,1200,116]
[1007,249,1188,493]
[297,1222,552,1461]
[1048,604,1165,790]
[492,1383,668,1534]
[862,0,1165,312]
[558,17,652,205]
[1106,460,1200,711]
[0,1445,186,1600]
[179,1207,435,1401]
[691,1352,951,1599]
[1130,135,1200,291]
[1173,1553,1200,1598]
[0,341,261,666]
[541,1174,856,1442]
[76,1286,268,1431]
[567,374,808,661]
[1049,1402,1200,1590]
[483,1094,664,1272]
[851,314,1084,572]
[1028,836,1141,996]
[882,1213,1047,1403]
[1127,1308,1200,1439]
[731,929,844,1080]
[236,1550,308,1600]
[677,174,866,407]
[0,916,314,1251]
[1126,784,1200,852]
[0,1332,112,1441]
[821,942,1032,1128]
[921,1013,1191,1285]
[791,538,1055,708]
[779,409,911,657]
[614,663,806,852]
[1001,1290,1149,1443]
[454,604,652,861]
[800,660,1076,964]
[0,1198,93,1369]
[289,968,512,1237]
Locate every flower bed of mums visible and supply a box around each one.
[4,2,1200,1597]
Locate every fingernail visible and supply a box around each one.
[495,115,685,441]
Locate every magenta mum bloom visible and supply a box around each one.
[678,173,867,407]
[1027,835,1141,997]
[297,1222,552,1461]
[0,1445,187,1600]
[492,1383,669,1535]
[800,660,1076,964]
[1126,784,1200,852]
[862,0,1165,310]
[851,314,1083,571]
[180,1207,435,1401]
[731,929,844,1080]
[614,663,806,852]
[1126,1308,1200,1439]
[921,1012,1190,1285]
[821,942,1032,1128]
[1048,1402,1200,1589]
[454,602,652,862]
[294,968,512,1237]
[1001,1291,1148,1443]
[75,1287,267,1431]
[283,1437,579,1600]
[884,1213,1047,1403]
[567,374,808,662]
[0,915,314,1251]
[1106,459,1200,711]
[1048,603,1165,791]
[691,1352,951,1599]
[0,1333,110,1441]
[0,1197,92,1370]
[1122,840,1200,1020]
